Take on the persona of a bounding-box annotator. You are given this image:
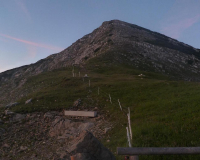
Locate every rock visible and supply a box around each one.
[25,98,32,104]
[67,130,116,160]
[105,127,111,134]
[5,102,18,109]
[73,98,81,107]
[72,153,93,160]
[11,113,26,122]
[44,111,59,119]
[5,110,14,115]
[59,151,68,159]
[49,117,94,139]
[20,146,28,151]
[2,143,10,148]
[138,74,145,77]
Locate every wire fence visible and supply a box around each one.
[70,69,133,147]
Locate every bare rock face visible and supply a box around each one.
[68,130,116,160]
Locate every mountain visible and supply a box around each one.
[0,19,200,107]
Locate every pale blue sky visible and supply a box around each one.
[0,0,200,73]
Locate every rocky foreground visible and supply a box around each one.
[0,109,115,160]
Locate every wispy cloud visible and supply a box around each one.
[160,0,200,39]
[0,33,63,52]
[161,14,200,39]
[14,0,32,22]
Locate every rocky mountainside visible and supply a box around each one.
[1,19,200,107]
[0,110,115,159]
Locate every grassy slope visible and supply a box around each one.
[7,59,200,160]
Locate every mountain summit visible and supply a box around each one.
[0,19,200,106]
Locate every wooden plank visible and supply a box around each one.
[64,111,97,117]
[117,147,200,155]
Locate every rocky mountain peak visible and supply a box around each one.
[0,20,200,106]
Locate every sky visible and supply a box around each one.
[0,0,200,73]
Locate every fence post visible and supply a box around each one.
[126,126,139,160]
[118,99,122,111]
[126,127,132,147]
[128,107,132,140]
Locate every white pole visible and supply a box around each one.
[126,127,132,147]
[118,99,122,111]
[109,94,112,104]
[128,107,133,140]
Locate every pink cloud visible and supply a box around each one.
[0,33,63,52]
[161,14,200,39]
[160,0,200,39]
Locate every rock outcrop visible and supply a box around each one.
[68,130,116,160]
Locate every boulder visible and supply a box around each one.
[5,110,14,115]
[25,98,32,104]
[73,99,81,107]
[49,117,94,139]
[67,130,116,160]
[5,102,18,109]
[105,127,111,134]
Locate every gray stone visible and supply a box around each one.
[20,146,28,151]
[5,110,14,115]
[105,127,111,134]
[73,98,81,107]
[2,143,10,148]
[25,98,32,104]
[67,130,116,160]
[44,111,59,119]
[5,102,18,109]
